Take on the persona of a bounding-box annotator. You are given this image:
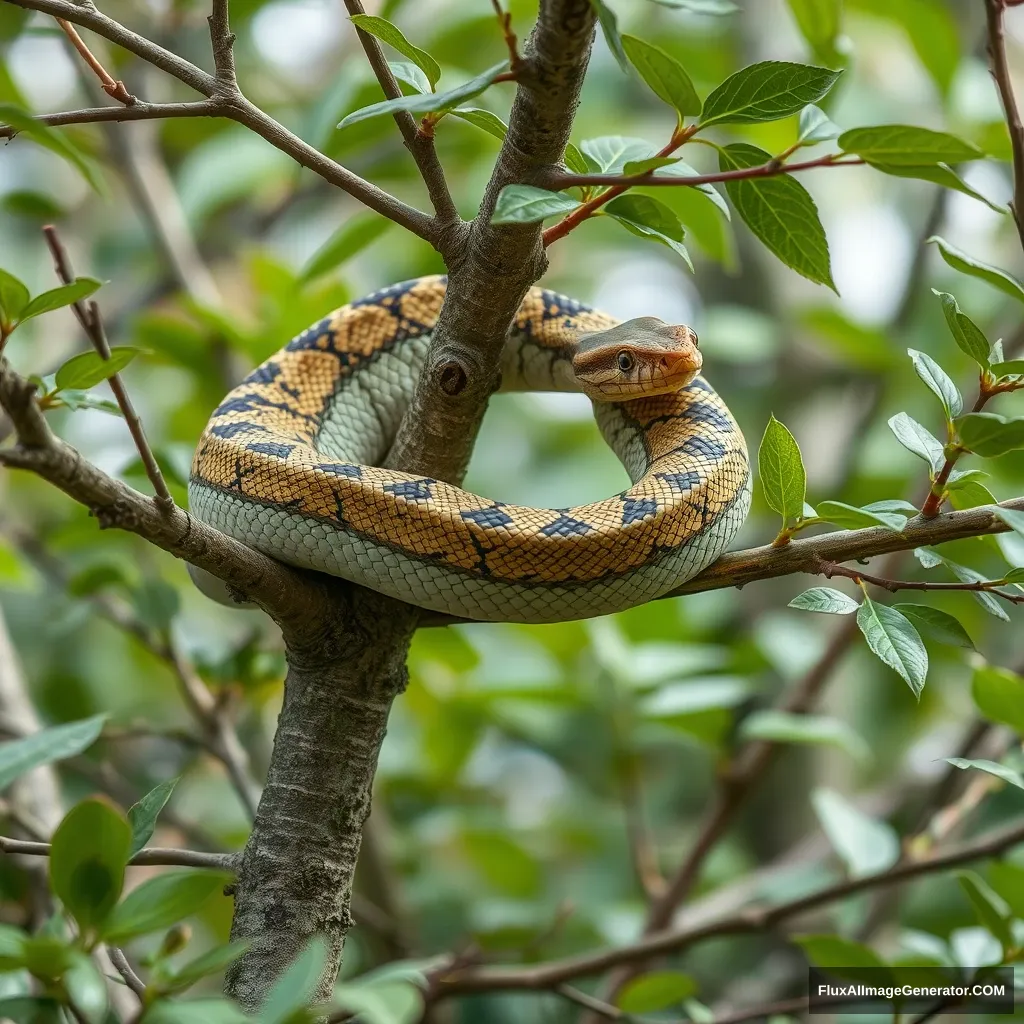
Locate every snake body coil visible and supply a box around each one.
[188,276,751,623]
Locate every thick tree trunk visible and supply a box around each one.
[226,590,418,1009]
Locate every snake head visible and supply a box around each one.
[572,317,702,402]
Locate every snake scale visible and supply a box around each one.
[188,276,751,623]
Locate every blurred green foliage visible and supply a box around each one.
[2,0,1024,1020]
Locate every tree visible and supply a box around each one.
[1,0,1024,1019]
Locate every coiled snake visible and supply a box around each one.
[188,276,751,623]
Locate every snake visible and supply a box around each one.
[187,276,751,624]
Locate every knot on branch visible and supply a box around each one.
[93,499,139,530]
[436,360,468,396]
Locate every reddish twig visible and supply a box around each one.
[56,18,135,105]
[42,226,175,512]
[542,152,862,246]
[491,0,521,71]
[542,124,698,245]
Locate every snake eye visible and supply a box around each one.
[617,351,634,372]
[691,331,699,347]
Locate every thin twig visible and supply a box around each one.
[56,19,135,104]
[491,0,521,70]
[342,0,458,224]
[0,100,226,137]
[986,0,1024,251]
[42,225,175,511]
[818,558,1024,603]
[0,834,239,869]
[207,0,237,86]
[430,815,1024,995]
[107,947,147,1000]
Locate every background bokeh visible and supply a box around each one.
[2,0,1024,1019]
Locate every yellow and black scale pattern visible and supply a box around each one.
[188,276,751,623]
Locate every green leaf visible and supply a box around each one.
[934,291,991,369]
[604,194,693,269]
[794,934,889,971]
[0,714,106,792]
[564,142,589,174]
[491,185,581,225]
[130,579,181,633]
[337,61,508,129]
[333,976,424,1024]
[462,830,541,898]
[634,158,732,219]
[387,61,430,94]
[0,268,30,328]
[621,35,701,117]
[53,390,123,416]
[848,0,958,95]
[957,412,1024,458]
[927,236,1024,307]
[54,347,139,391]
[0,104,103,192]
[991,359,1024,377]
[740,711,869,761]
[788,587,860,614]
[589,0,629,72]
[622,156,683,175]
[786,0,842,60]
[856,597,928,697]
[812,788,901,877]
[887,412,944,474]
[19,279,102,323]
[797,103,842,145]
[141,999,249,1024]
[838,124,981,166]
[816,500,908,532]
[64,953,108,1024]
[917,549,1010,622]
[907,348,962,419]
[869,162,1003,213]
[720,143,835,289]
[946,757,1024,790]
[50,798,131,934]
[971,665,1024,733]
[758,414,806,522]
[994,506,1024,537]
[700,61,841,126]
[617,971,697,1013]
[104,870,229,941]
[987,862,1024,919]
[300,214,393,283]
[581,135,655,173]
[893,605,974,650]
[0,997,62,1023]
[958,872,1014,954]
[260,935,328,1024]
[647,0,738,10]
[348,14,440,89]
[449,107,507,140]
[162,941,250,993]
[127,777,179,857]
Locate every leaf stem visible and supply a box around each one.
[817,558,1024,604]
[56,18,136,105]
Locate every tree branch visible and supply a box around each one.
[0,100,228,136]
[55,18,135,104]
[1,0,440,245]
[43,226,174,511]
[0,359,336,640]
[341,0,459,225]
[986,0,1024,251]
[0,834,239,869]
[431,816,1024,995]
